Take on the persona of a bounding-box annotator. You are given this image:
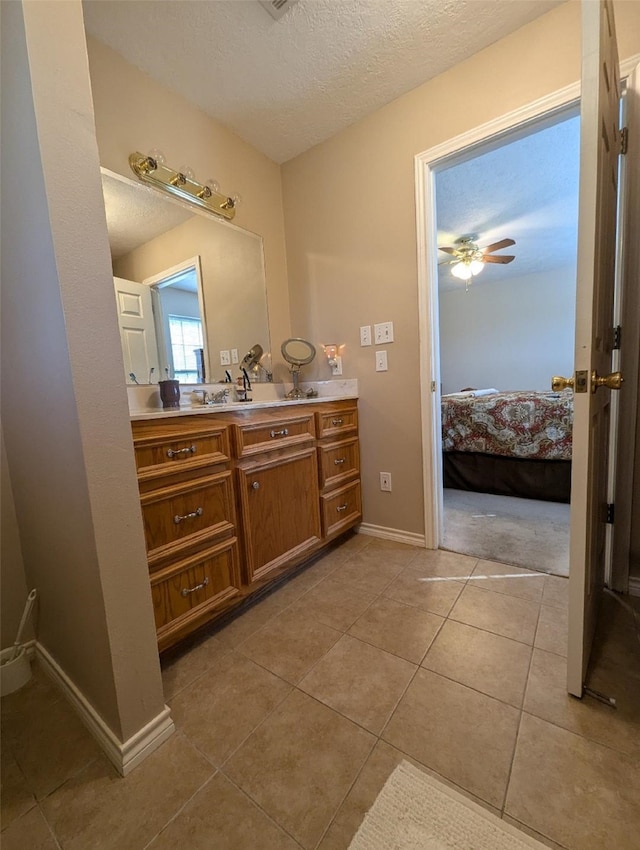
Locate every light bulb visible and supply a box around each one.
[147,148,166,166]
[451,262,473,281]
[469,260,484,276]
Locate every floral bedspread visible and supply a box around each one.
[441,391,573,460]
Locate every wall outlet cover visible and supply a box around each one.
[220,350,231,365]
[360,325,372,346]
[231,349,239,364]
[331,355,343,376]
[375,350,388,372]
[380,472,392,491]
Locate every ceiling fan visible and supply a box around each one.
[439,235,516,282]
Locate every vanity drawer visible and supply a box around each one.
[151,539,241,646]
[233,413,315,457]
[321,480,362,538]
[132,420,231,484]
[318,437,360,491]
[316,406,358,439]
[141,470,236,566]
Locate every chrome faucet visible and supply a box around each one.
[193,388,230,405]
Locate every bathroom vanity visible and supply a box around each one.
[131,396,361,651]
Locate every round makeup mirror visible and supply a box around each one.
[241,344,264,370]
[281,338,317,399]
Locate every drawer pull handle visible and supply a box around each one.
[166,444,197,459]
[173,507,203,524]
[336,504,348,512]
[181,577,209,597]
[252,481,260,490]
[334,458,346,465]
[270,428,289,438]
[331,418,344,426]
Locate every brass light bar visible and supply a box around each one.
[128,152,237,221]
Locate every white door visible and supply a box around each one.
[113,276,158,384]
[567,0,623,697]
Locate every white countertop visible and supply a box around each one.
[128,379,358,421]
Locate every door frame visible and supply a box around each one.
[415,57,640,552]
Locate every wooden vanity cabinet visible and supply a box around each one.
[131,399,361,651]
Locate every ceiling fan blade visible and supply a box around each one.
[482,238,515,254]
[483,254,515,264]
[438,246,457,255]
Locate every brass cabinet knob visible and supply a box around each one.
[551,375,574,392]
[591,370,623,392]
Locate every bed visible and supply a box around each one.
[441,389,573,502]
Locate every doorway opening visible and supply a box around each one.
[415,89,582,578]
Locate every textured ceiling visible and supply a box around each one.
[83,0,563,164]
[102,172,193,259]
[436,113,580,291]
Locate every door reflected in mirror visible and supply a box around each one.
[103,169,270,384]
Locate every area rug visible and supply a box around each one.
[348,761,547,850]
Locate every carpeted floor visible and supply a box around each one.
[442,488,570,576]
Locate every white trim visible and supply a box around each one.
[36,642,175,776]
[415,82,583,551]
[621,53,640,78]
[358,523,426,548]
[628,576,640,598]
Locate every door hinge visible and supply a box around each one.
[606,503,615,524]
[620,126,628,155]
[613,324,622,350]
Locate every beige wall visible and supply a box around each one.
[281,0,640,535]
[86,36,291,377]
[1,1,165,742]
[1,428,31,649]
[114,214,270,383]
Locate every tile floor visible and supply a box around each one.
[2,534,639,849]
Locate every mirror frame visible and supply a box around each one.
[281,338,316,367]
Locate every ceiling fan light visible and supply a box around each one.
[470,260,484,276]
[451,261,473,280]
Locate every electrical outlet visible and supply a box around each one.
[231,348,239,364]
[360,325,372,346]
[374,321,394,344]
[380,472,392,491]
[375,350,388,372]
[331,355,343,376]
[220,350,231,365]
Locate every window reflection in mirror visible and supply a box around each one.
[102,169,271,384]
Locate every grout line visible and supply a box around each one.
[141,769,218,850]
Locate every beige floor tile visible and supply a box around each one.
[382,669,520,808]
[348,596,444,663]
[161,634,230,700]
[0,806,59,850]
[449,584,539,645]
[0,746,36,829]
[0,665,61,723]
[409,548,477,579]
[3,694,101,800]
[290,577,376,632]
[524,648,640,756]
[364,538,420,563]
[506,713,640,850]
[215,594,286,649]
[501,815,566,850]
[541,575,569,610]
[330,550,407,595]
[267,564,328,607]
[422,620,532,707]
[169,652,291,766]
[384,566,465,616]
[334,532,373,555]
[224,689,375,849]
[298,635,416,734]
[41,733,213,850]
[470,560,546,602]
[534,604,568,656]
[239,607,342,684]
[147,772,300,849]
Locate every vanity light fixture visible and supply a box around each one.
[129,151,241,221]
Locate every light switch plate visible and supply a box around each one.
[231,349,239,364]
[220,350,231,365]
[375,350,388,372]
[360,325,372,346]
[374,322,394,344]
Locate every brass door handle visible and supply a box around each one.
[551,375,574,391]
[592,370,623,392]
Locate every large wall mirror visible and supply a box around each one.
[102,169,270,384]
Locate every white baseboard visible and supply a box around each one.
[628,576,640,598]
[358,523,427,548]
[35,642,175,776]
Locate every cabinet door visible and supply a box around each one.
[238,448,321,581]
